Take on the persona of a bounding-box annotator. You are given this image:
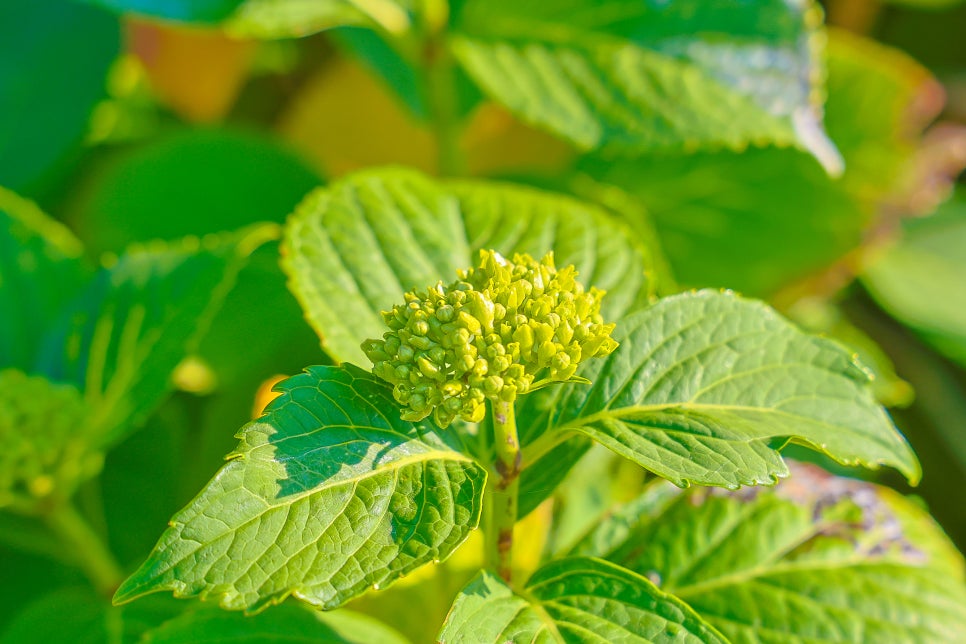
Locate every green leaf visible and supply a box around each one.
[521,289,920,488]
[451,0,839,168]
[84,0,412,37]
[863,192,966,369]
[83,0,245,22]
[282,167,652,366]
[225,0,413,39]
[788,299,914,408]
[581,148,865,297]
[0,187,89,370]
[71,128,322,256]
[0,0,119,192]
[573,462,966,643]
[0,587,183,644]
[439,557,727,643]
[114,365,486,612]
[141,604,410,644]
[35,225,277,447]
[580,30,939,296]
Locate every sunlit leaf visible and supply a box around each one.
[114,365,487,611]
[580,31,941,296]
[519,290,920,488]
[572,462,966,643]
[439,557,727,643]
[282,167,653,365]
[452,0,839,168]
[226,0,413,39]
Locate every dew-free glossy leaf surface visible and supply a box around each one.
[115,365,486,611]
[520,290,919,488]
[439,557,727,643]
[573,462,966,643]
[282,168,651,365]
[35,226,276,446]
[0,188,88,371]
[452,0,837,166]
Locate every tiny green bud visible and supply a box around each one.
[484,375,504,396]
[412,319,429,336]
[436,304,455,322]
[417,356,440,379]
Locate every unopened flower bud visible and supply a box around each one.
[362,250,618,427]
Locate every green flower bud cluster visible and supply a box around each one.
[362,250,618,428]
[0,370,97,509]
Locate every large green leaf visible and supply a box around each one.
[572,462,966,643]
[35,225,277,447]
[0,588,182,644]
[114,365,486,612]
[71,128,322,256]
[452,0,839,168]
[518,289,919,489]
[282,167,653,366]
[581,149,865,297]
[0,188,89,371]
[863,193,966,369]
[141,604,410,644]
[580,30,939,296]
[439,557,727,643]
[0,0,119,192]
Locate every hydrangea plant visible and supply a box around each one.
[2,0,966,641]
[107,170,965,642]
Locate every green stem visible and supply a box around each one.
[45,502,124,597]
[486,400,520,582]
[425,40,464,176]
[521,427,573,469]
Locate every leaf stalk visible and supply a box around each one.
[44,501,124,597]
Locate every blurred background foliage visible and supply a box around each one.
[1,0,965,641]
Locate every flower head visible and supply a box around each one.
[362,250,618,427]
[0,369,95,508]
